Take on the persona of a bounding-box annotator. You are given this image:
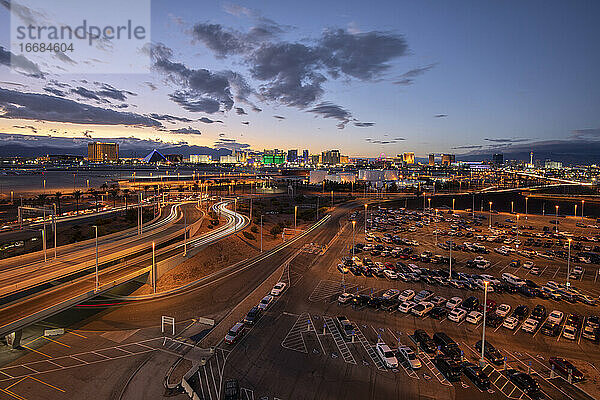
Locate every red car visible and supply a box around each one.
[224,322,246,345]
[548,357,584,382]
[478,300,497,314]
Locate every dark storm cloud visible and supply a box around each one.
[393,64,436,86]
[0,46,44,78]
[198,117,224,124]
[235,107,247,115]
[170,126,202,135]
[307,102,352,129]
[354,122,375,127]
[0,88,162,127]
[148,113,194,123]
[148,43,254,114]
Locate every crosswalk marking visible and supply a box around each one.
[322,316,356,365]
[281,313,310,353]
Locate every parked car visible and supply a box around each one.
[258,295,274,310]
[398,289,415,302]
[541,321,561,337]
[474,340,503,365]
[466,311,483,324]
[506,369,543,399]
[375,342,399,368]
[521,318,539,333]
[548,357,585,382]
[412,301,434,317]
[413,329,437,354]
[513,305,530,320]
[503,316,519,330]
[433,356,462,382]
[496,303,511,318]
[243,306,262,326]
[223,379,241,400]
[547,310,564,324]
[446,296,463,310]
[398,345,422,369]
[462,362,491,390]
[448,308,468,323]
[430,306,448,319]
[337,292,353,305]
[462,296,480,311]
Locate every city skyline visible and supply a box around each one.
[0,1,599,160]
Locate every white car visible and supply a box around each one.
[384,270,398,280]
[446,297,463,310]
[398,289,415,302]
[547,310,564,325]
[503,316,519,330]
[375,342,399,368]
[496,304,511,318]
[412,301,434,317]
[530,267,540,275]
[398,301,417,313]
[398,345,422,369]
[382,289,400,300]
[563,325,578,340]
[270,282,287,296]
[448,308,468,323]
[258,295,274,310]
[521,318,539,333]
[466,311,483,324]
[337,292,353,304]
[523,261,534,269]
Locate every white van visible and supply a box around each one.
[501,272,526,287]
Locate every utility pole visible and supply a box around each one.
[93,225,98,292]
[53,203,57,258]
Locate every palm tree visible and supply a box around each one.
[73,190,82,214]
[37,194,48,206]
[54,192,62,215]
[110,188,119,208]
[88,188,100,213]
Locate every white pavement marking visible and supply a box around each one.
[322,316,356,365]
[351,323,385,370]
[281,312,310,353]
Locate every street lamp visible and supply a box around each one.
[352,220,356,257]
[428,198,431,209]
[294,205,298,231]
[449,239,452,280]
[452,198,455,212]
[93,225,98,292]
[488,201,493,228]
[574,204,577,218]
[511,201,514,214]
[555,205,559,232]
[516,215,519,248]
[435,209,438,247]
[260,214,264,253]
[581,200,585,221]
[567,238,572,287]
[525,197,529,220]
[152,241,156,293]
[480,280,490,367]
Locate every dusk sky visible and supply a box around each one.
[0,0,599,158]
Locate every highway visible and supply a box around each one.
[0,200,247,338]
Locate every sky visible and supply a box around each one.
[0,0,599,159]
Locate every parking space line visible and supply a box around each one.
[66,330,87,339]
[322,316,356,364]
[0,388,26,400]
[41,336,70,348]
[0,371,13,379]
[27,376,64,393]
[281,312,309,353]
[351,323,385,370]
[21,345,51,359]
[4,378,26,390]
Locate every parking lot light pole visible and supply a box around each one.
[574,204,577,218]
[364,204,368,233]
[260,214,263,253]
[452,198,455,212]
[480,280,489,367]
[352,220,356,258]
[516,215,519,248]
[525,197,528,220]
[152,241,156,293]
[294,205,298,231]
[567,238,572,287]
[435,209,438,247]
[555,205,559,232]
[488,201,493,228]
[581,200,585,221]
[449,240,452,280]
[511,201,514,214]
[428,198,431,209]
[93,225,98,292]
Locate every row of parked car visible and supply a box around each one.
[224,281,287,345]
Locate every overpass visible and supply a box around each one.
[0,200,247,342]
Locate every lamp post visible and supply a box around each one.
[555,205,559,232]
[480,280,489,367]
[516,215,519,248]
[449,240,452,280]
[260,214,263,253]
[435,209,438,247]
[428,198,431,210]
[93,225,98,291]
[488,201,493,228]
[352,220,356,257]
[364,204,368,233]
[567,238,572,287]
[511,201,514,214]
[574,204,577,218]
[581,200,585,221]
[294,205,298,231]
[452,198,455,212]
[152,241,156,293]
[525,197,529,220]
[40,228,47,263]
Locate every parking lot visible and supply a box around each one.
[214,204,600,400]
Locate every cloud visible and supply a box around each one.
[241,121,249,125]
[145,82,158,91]
[213,137,251,151]
[148,113,193,123]
[0,46,45,78]
[70,84,136,103]
[354,122,375,127]
[452,145,483,150]
[251,106,262,112]
[365,136,405,145]
[198,116,224,124]
[82,130,93,138]
[308,102,352,129]
[273,115,286,120]
[393,63,436,85]
[571,128,600,139]
[43,87,65,96]
[394,137,406,141]
[0,88,162,127]
[484,137,530,143]
[434,114,448,118]
[13,125,38,134]
[235,107,247,115]
[170,126,202,135]
[54,51,77,65]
